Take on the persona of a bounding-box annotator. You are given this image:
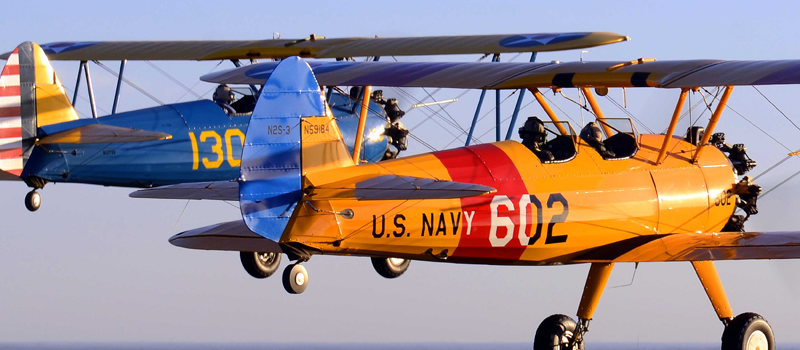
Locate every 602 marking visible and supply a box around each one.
[490,193,569,247]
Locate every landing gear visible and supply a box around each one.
[282,263,308,294]
[371,257,410,279]
[721,313,775,350]
[692,261,776,349]
[532,263,613,350]
[240,251,281,279]
[25,191,41,212]
[533,314,583,350]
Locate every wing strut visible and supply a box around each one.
[530,88,569,135]
[495,54,502,141]
[465,53,500,146]
[505,52,537,140]
[692,86,734,163]
[72,61,84,106]
[657,88,689,164]
[580,87,613,136]
[352,85,373,164]
[111,60,126,115]
[83,61,97,119]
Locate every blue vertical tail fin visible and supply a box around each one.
[239,57,326,242]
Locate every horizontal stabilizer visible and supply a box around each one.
[37,124,172,144]
[573,231,800,263]
[203,59,800,89]
[1,33,628,61]
[129,181,237,201]
[169,220,282,253]
[307,174,496,201]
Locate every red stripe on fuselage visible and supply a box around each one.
[434,144,530,261]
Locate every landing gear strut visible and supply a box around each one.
[25,190,41,212]
[533,263,613,350]
[692,261,776,350]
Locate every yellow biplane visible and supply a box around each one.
[8,32,797,349]
[130,53,800,350]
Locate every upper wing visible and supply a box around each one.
[571,231,800,263]
[37,124,172,144]
[0,33,628,61]
[307,174,496,201]
[202,59,800,89]
[130,181,238,201]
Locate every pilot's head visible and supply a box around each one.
[586,122,603,142]
[213,84,234,103]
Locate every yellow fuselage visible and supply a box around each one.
[287,134,736,265]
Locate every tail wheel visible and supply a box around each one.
[240,251,281,279]
[371,257,410,279]
[533,314,584,350]
[25,191,41,212]
[282,263,308,294]
[721,312,775,350]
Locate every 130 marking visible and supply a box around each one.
[188,129,246,170]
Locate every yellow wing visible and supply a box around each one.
[0,33,628,61]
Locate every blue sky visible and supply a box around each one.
[2,0,800,345]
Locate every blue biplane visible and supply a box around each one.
[0,32,628,211]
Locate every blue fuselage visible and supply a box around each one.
[22,93,389,187]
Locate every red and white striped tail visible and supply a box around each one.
[0,48,22,177]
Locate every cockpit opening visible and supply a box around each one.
[582,118,639,160]
[519,116,578,163]
[213,84,255,116]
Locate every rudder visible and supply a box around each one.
[0,42,78,180]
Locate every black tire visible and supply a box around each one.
[282,263,308,294]
[721,312,775,350]
[371,257,410,279]
[25,191,40,212]
[240,251,281,279]
[533,314,584,350]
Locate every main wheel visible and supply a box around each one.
[282,263,308,294]
[533,314,584,350]
[371,257,410,279]
[721,312,775,350]
[240,251,281,279]
[25,191,41,212]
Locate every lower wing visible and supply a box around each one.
[572,231,800,263]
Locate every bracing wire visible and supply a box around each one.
[92,61,165,105]
[145,61,202,99]
[753,85,800,133]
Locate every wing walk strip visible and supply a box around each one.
[0,49,22,176]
